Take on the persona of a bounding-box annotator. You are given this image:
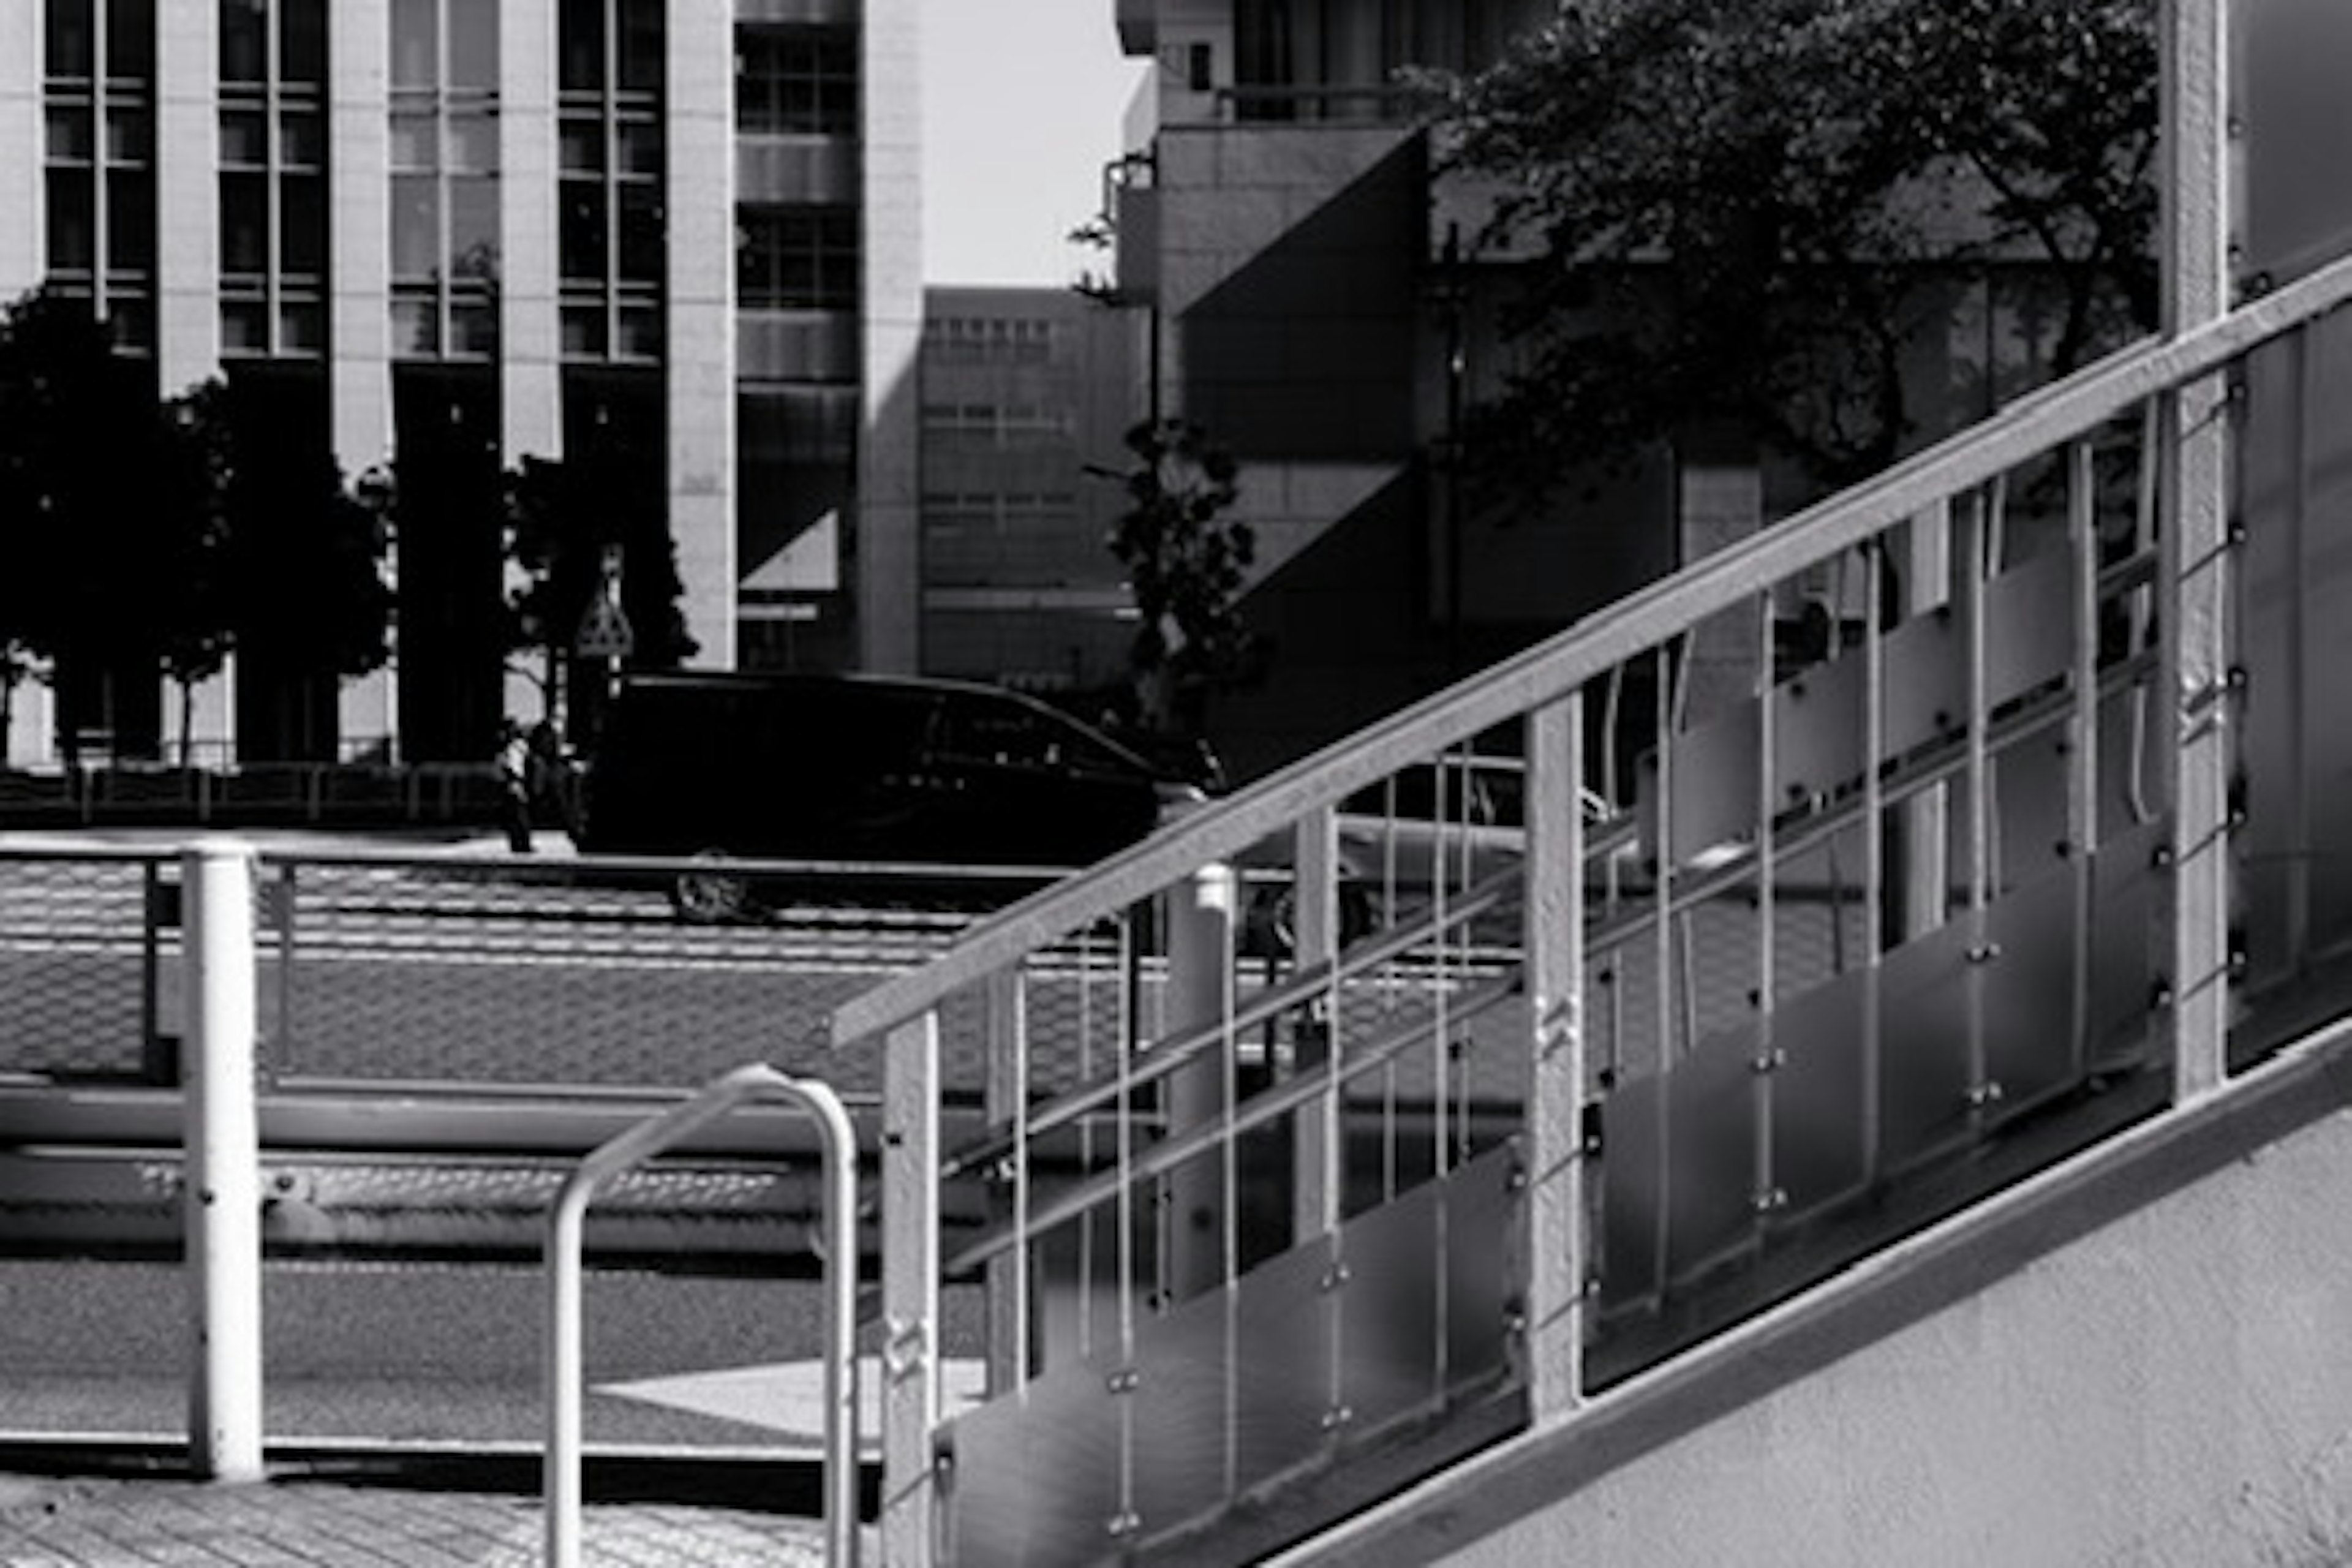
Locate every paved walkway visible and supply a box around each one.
[0,1460,836,1566]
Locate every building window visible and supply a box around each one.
[919,404,1075,450]
[44,0,154,350]
[219,0,327,360]
[389,0,500,360]
[922,491,1093,583]
[736,25,858,135]
[737,206,857,311]
[923,315,1056,365]
[560,0,665,363]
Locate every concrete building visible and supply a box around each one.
[0,0,919,766]
[1106,0,1568,780]
[1107,0,2110,780]
[916,285,1142,698]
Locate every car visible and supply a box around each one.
[575,671,1208,918]
[1239,753,1621,958]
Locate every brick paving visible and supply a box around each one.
[0,1465,835,1566]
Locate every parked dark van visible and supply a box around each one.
[577,672,1202,914]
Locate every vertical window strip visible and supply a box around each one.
[45,0,156,348]
[388,0,500,361]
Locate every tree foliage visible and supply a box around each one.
[503,451,696,707]
[1428,0,2158,494]
[0,288,396,761]
[206,386,394,685]
[0,288,226,758]
[1104,418,1264,734]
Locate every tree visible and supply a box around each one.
[1103,418,1265,736]
[1426,0,2158,498]
[0,288,228,763]
[502,450,696,720]
[156,381,235,763]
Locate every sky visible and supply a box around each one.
[920,0,1153,286]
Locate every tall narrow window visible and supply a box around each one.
[737,206,858,312]
[559,0,665,362]
[736,25,858,135]
[389,0,501,360]
[45,0,155,349]
[219,0,328,358]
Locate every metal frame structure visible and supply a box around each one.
[543,1061,861,1568]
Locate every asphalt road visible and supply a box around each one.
[0,1254,987,1453]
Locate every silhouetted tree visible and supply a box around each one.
[1104,418,1265,736]
[503,450,696,720]
[1426,0,2158,498]
[0,288,227,763]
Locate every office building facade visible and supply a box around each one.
[917,285,1142,698]
[0,0,919,764]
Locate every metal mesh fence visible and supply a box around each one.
[0,853,170,1081]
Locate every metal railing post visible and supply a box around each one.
[982,971,1028,1396]
[1522,696,1587,1420]
[183,839,265,1483]
[1291,807,1340,1247]
[2160,0,2234,1102]
[545,1062,861,1568]
[881,1012,941,1568]
[1164,861,1237,1301]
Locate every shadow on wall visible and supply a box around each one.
[1175,134,1427,464]
[1202,464,1435,782]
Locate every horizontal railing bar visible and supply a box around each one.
[0,842,172,865]
[0,1082,922,1161]
[832,249,2352,1052]
[942,971,1525,1277]
[941,869,1520,1180]
[1589,646,2162,950]
[257,845,1078,886]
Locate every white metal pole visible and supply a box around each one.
[1164,862,1237,1301]
[881,1012,941,1568]
[2160,0,2234,1102]
[183,839,265,1483]
[1523,696,1587,1420]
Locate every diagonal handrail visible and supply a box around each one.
[832,249,2352,1054]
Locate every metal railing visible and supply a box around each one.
[0,760,503,828]
[829,243,2352,1563]
[545,1061,861,1568]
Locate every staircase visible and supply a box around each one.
[826,209,2352,1568]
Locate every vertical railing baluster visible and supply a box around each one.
[1753,587,1780,1237]
[2283,325,2315,968]
[2160,0,2233,1102]
[1431,748,1452,1183]
[1650,640,1676,1297]
[982,971,1027,1396]
[1602,664,1627,1086]
[1114,921,1141,1547]
[1287,804,1346,1456]
[1525,693,1588,1421]
[2068,440,2102,1077]
[1292,807,1340,1243]
[881,1010,941,1568]
[1962,491,1994,1115]
[1861,540,1888,1186]
[1903,502,1953,944]
[1381,773,1401,1204]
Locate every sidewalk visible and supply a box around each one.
[0,1453,834,1566]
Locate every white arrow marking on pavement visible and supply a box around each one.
[595,1357,989,1451]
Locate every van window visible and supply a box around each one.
[929,693,1141,777]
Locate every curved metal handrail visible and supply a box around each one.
[544,1062,861,1567]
